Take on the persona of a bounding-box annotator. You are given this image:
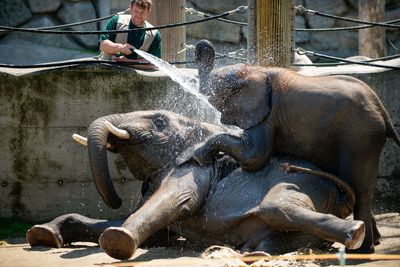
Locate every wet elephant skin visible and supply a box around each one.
[27,110,364,260]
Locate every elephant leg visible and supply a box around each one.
[257,186,365,250]
[98,166,210,260]
[372,212,381,245]
[26,213,128,248]
[339,153,381,254]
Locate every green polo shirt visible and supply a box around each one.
[99,15,162,60]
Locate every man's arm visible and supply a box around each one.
[111,55,156,70]
[100,40,135,56]
[101,40,155,70]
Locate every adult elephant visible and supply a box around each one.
[27,110,364,261]
[193,39,400,254]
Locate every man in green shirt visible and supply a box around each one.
[99,0,162,70]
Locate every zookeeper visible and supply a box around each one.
[98,0,162,69]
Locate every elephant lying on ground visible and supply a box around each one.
[193,39,400,254]
[27,110,365,261]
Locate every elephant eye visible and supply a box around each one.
[153,117,165,128]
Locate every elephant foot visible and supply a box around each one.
[99,227,137,260]
[344,221,365,250]
[346,242,375,254]
[26,225,62,248]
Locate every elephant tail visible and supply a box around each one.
[281,163,355,209]
[386,119,400,147]
[378,99,400,147]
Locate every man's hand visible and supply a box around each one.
[99,40,136,56]
[111,55,156,70]
[120,43,135,55]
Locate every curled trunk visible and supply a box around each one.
[88,115,123,209]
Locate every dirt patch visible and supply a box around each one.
[1,213,399,267]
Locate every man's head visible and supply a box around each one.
[130,0,152,27]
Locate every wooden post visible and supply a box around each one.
[359,0,387,58]
[247,0,258,65]
[147,0,186,65]
[256,0,292,67]
[290,0,296,65]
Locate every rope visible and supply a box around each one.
[0,6,247,35]
[162,44,195,56]
[0,15,111,34]
[293,53,400,67]
[184,5,400,32]
[296,5,400,29]
[184,7,248,26]
[0,59,152,69]
[0,47,249,69]
[297,18,400,32]
[294,47,400,70]
[0,5,248,35]
[0,9,131,34]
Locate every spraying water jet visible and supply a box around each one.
[133,49,219,117]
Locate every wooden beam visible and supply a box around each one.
[147,0,186,65]
[359,0,387,58]
[256,0,293,67]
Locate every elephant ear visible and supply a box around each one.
[219,76,272,129]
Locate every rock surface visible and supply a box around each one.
[1,0,399,64]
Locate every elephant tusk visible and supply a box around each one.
[73,134,112,149]
[73,134,88,146]
[105,121,130,139]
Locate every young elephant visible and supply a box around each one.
[27,110,364,261]
[193,39,400,254]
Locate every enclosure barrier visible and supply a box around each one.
[1,3,400,265]
[0,4,399,69]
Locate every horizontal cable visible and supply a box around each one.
[184,7,248,26]
[296,5,400,29]
[0,14,115,34]
[294,47,400,70]
[0,9,130,34]
[185,5,400,32]
[297,18,400,32]
[0,6,247,35]
[0,47,248,68]
[293,53,400,66]
[0,59,150,68]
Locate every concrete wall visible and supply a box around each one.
[0,63,218,221]
[0,63,399,222]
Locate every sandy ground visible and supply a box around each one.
[1,213,399,267]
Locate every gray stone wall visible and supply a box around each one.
[186,0,400,59]
[1,0,400,65]
[0,0,108,64]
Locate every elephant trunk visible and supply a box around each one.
[88,115,123,209]
[195,39,215,93]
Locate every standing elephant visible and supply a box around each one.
[27,110,364,261]
[193,39,400,254]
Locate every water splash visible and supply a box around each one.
[134,49,218,113]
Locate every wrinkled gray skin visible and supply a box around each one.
[193,40,400,254]
[27,110,365,261]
